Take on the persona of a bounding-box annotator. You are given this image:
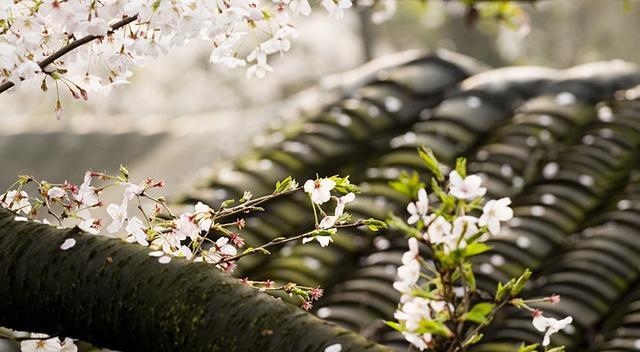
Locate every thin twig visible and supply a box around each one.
[212,220,364,265]
[214,187,302,219]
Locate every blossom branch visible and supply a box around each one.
[213,220,365,266]
[0,15,138,94]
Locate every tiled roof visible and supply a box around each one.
[184,51,640,351]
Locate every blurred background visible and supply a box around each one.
[0,0,639,196]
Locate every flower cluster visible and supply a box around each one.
[0,0,398,112]
[1,169,370,266]
[387,148,571,351]
[1,167,381,295]
[302,177,357,246]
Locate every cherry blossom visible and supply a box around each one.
[479,197,514,235]
[174,214,200,242]
[74,174,99,206]
[425,216,450,244]
[106,200,128,234]
[393,297,436,350]
[20,338,60,352]
[334,192,356,217]
[59,338,78,352]
[532,310,573,346]
[321,0,353,19]
[393,238,420,294]
[125,216,148,246]
[47,187,66,199]
[302,230,335,247]
[76,209,100,235]
[448,171,487,200]
[304,178,336,205]
[319,216,337,229]
[288,0,313,16]
[0,190,31,214]
[124,183,145,200]
[446,215,479,251]
[21,337,78,352]
[214,237,238,257]
[0,0,392,111]
[194,202,213,232]
[406,188,429,225]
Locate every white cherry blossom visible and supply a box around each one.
[124,182,145,200]
[319,216,337,229]
[448,171,487,200]
[214,237,237,256]
[479,197,513,235]
[76,209,100,235]
[174,214,200,242]
[288,0,312,16]
[393,238,420,293]
[125,216,149,246]
[75,173,99,206]
[47,187,66,199]
[321,0,353,19]
[532,310,573,346]
[59,338,78,352]
[393,297,434,350]
[334,192,356,217]
[425,216,451,244]
[304,178,336,205]
[0,0,385,106]
[194,202,213,232]
[407,188,429,225]
[106,200,128,234]
[302,231,335,247]
[20,338,60,352]
[0,190,32,214]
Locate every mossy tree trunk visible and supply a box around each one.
[0,208,390,352]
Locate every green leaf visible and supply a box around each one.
[546,347,565,352]
[455,157,467,178]
[418,146,444,181]
[119,164,129,181]
[511,268,532,296]
[462,303,495,325]
[462,262,476,292]
[463,333,483,347]
[517,343,539,352]
[464,243,492,257]
[389,170,426,199]
[329,175,361,194]
[363,218,388,232]
[495,279,514,302]
[274,176,293,194]
[384,321,403,332]
[415,320,452,337]
[410,288,440,300]
[220,199,235,209]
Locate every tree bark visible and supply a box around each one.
[0,208,390,352]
